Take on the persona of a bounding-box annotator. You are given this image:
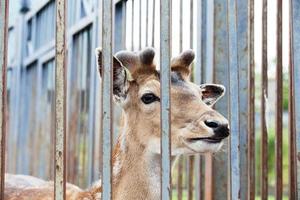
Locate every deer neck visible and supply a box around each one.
[110,123,175,200]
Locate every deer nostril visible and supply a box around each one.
[204,120,219,129]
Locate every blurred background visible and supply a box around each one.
[6,0,292,199]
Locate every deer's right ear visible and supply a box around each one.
[95,47,132,104]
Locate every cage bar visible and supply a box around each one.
[261,0,268,199]
[101,0,113,199]
[227,0,241,199]
[54,0,67,199]
[0,0,9,199]
[151,0,155,47]
[160,0,171,199]
[290,0,300,198]
[247,0,255,199]
[275,0,283,199]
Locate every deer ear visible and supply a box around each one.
[171,49,195,79]
[95,47,132,104]
[200,84,225,106]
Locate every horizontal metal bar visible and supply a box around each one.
[0,0,9,199]
[54,0,67,199]
[160,0,171,199]
[101,0,113,199]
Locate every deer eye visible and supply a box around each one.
[141,93,160,104]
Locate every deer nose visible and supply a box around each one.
[204,120,230,139]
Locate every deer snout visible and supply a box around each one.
[204,120,230,139]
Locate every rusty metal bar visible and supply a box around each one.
[227,0,241,199]
[54,0,67,199]
[275,0,283,199]
[101,0,113,199]
[290,0,300,198]
[247,0,255,199]
[261,0,268,199]
[160,0,171,199]
[0,0,9,199]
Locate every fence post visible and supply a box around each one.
[0,0,9,199]
[160,0,171,199]
[54,0,67,199]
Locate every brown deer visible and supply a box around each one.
[4,47,229,200]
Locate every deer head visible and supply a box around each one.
[96,47,229,156]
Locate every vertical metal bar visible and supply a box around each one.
[212,0,229,199]
[131,0,134,50]
[275,0,283,199]
[177,1,183,200]
[0,0,8,199]
[102,0,113,199]
[290,0,300,198]
[261,0,268,199]
[247,0,255,199]
[138,0,141,49]
[54,0,67,199]
[151,0,155,47]
[187,2,194,200]
[236,1,249,199]
[146,0,149,46]
[160,0,171,199]
[227,0,240,199]
[201,0,207,83]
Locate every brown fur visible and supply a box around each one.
[5,48,229,200]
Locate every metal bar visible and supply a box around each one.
[227,0,240,199]
[201,0,207,83]
[261,0,268,199]
[194,156,203,200]
[131,0,134,50]
[187,2,194,199]
[236,1,249,199]
[151,0,155,47]
[275,0,283,199]
[101,0,113,198]
[160,0,171,199]
[146,0,149,46]
[212,0,229,199]
[177,1,183,199]
[247,0,255,199]
[290,0,300,198]
[54,0,67,199]
[0,0,9,199]
[138,0,141,49]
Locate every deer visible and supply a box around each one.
[4,47,229,200]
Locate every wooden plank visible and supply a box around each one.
[54,0,67,199]
[0,0,9,198]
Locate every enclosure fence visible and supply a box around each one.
[0,0,300,200]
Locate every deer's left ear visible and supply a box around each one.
[95,47,132,104]
[200,84,225,106]
[171,49,195,79]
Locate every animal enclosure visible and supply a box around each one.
[0,0,300,199]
